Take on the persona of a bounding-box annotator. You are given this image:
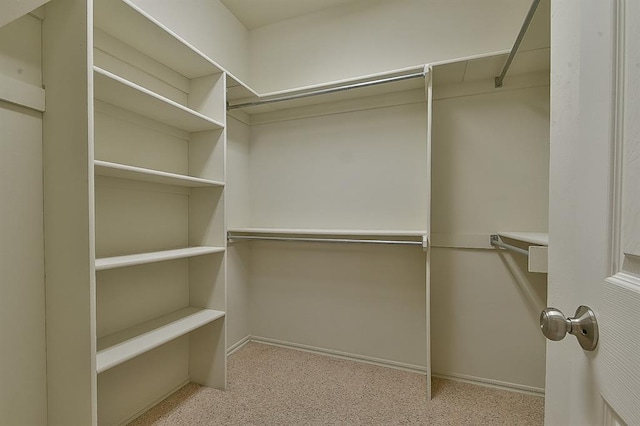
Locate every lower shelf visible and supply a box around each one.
[96,307,225,374]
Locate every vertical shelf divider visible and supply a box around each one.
[43,0,97,424]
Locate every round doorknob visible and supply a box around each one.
[539,305,598,351]
[540,308,570,341]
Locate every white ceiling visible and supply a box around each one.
[220,0,360,30]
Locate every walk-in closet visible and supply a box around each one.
[1,0,553,424]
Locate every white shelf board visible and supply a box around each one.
[93,0,221,79]
[95,246,225,271]
[228,227,427,238]
[96,307,225,373]
[226,74,258,103]
[432,49,549,87]
[93,66,224,132]
[498,232,548,246]
[94,160,224,188]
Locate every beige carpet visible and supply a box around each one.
[129,342,544,425]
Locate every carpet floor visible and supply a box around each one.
[129,342,544,425]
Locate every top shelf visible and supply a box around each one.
[497,232,548,246]
[226,74,259,104]
[432,49,549,88]
[93,0,222,79]
[227,69,426,115]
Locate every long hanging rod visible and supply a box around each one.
[490,235,529,257]
[227,71,426,110]
[228,234,424,246]
[495,0,541,88]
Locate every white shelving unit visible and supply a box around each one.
[43,0,228,424]
[92,0,228,422]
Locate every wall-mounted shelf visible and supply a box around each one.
[93,66,224,132]
[95,246,225,271]
[226,69,426,116]
[497,232,548,246]
[93,0,221,79]
[226,74,258,104]
[96,307,225,373]
[95,160,224,188]
[492,232,548,273]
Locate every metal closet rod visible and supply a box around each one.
[490,235,529,257]
[495,0,541,88]
[227,234,424,246]
[227,71,426,110]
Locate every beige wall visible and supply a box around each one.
[0,0,49,27]
[431,248,547,391]
[0,14,47,425]
[431,85,550,236]
[431,80,549,391]
[249,0,531,93]
[248,102,428,229]
[249,242,427,368]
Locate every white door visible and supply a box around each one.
[546,1,640,425]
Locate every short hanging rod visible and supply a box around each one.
[495,0,541,88]
[227,71,426,110]
[490,235,529,257]
[228,234,424,247]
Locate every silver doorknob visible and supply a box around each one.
[540,305,598,351]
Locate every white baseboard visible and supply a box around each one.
[230,336,544,397]
[431,372,545,396]
[248,336,427,374]
[227,335,251,356]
